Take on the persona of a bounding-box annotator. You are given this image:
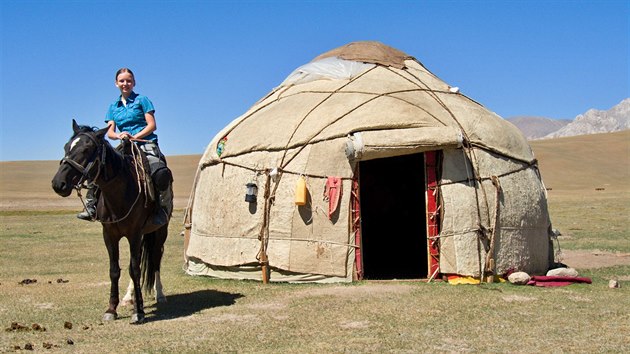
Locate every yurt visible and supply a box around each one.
[183,41,554,283]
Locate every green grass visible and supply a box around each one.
[547,191,630,252]
[1,207,630,353]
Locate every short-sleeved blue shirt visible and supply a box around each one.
[105,92,157,142]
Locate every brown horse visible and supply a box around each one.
[51,120,169,324]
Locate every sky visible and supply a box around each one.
[1,0,628,161]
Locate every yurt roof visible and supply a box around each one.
[200,41,534,172]
[313,41,414,69]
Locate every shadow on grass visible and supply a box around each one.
[144,289,244,322]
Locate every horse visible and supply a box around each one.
[51,119,169,324]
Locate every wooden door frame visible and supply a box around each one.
[351,151,441,281]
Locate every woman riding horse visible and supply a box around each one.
[78,68,172,225]
[52,120,170,324]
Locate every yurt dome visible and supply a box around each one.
[184,41,554,283]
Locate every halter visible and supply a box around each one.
[60,132,107,189]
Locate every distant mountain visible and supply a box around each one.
[543,98,630,139]
[506,116,571,140]
[506,98,630,140]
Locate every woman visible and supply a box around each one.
[78,68,172,224]
[105,68,158,143]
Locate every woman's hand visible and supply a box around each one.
[118,131,132,140]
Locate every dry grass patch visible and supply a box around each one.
[547,190,630,254]
[1,208,629,353]
[530,130,630,191]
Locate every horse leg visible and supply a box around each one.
[155,271,166,303]
[153,227,168,304]
[121,279,134,306]
[103,232,120,321]
[128,235,145,324]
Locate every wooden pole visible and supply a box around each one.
[484,176,502,283]
[260,247,270,284]
[258,174,272,284]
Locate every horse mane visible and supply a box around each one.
[71,125,118,151]
[71,125,98,138]
[70,125,122,165]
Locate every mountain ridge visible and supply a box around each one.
[506,98,629,140]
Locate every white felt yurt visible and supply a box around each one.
[183,41,554,283]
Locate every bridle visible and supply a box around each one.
[60,133,149,224]
[60,132,107,189]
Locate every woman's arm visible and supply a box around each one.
[132,111,157,140]
[106,121,120,140]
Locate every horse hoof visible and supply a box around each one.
[156,295,167,304]
[130,314,145,324]
[103,313,117,321]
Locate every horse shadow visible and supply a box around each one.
[143,289,244,322]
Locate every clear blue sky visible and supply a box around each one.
[1,0,628,161]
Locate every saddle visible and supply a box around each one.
[116,140,156,203]
[116,139,174,228]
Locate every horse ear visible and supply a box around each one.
[72,119,80,134]
[95,127,109,140]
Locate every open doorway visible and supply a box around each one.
[358,153,428,279]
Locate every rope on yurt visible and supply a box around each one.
[279,90,443,170]
[275,66,463,169]
[389,65,500,280]
[429,227,487,238]
[278,66,378,169]
[213,159,354,181]
[437,162,533,187]
[468,142,537,166]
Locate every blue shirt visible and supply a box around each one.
[105,92,158,142]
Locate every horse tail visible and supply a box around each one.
[141,232,158,294]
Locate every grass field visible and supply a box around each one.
[1,131,629,352]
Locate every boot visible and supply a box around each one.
[152,184,173,227]
[77,185,97,221]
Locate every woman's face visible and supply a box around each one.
[115,72,135,96]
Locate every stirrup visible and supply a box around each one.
[77,208,96,221]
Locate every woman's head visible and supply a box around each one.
[115,68,135,97]
[115,68,135,81]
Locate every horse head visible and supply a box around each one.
[51,119,109,197]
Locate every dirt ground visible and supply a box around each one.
[559,249,630,271]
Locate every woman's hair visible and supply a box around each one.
[115,68,135,81]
